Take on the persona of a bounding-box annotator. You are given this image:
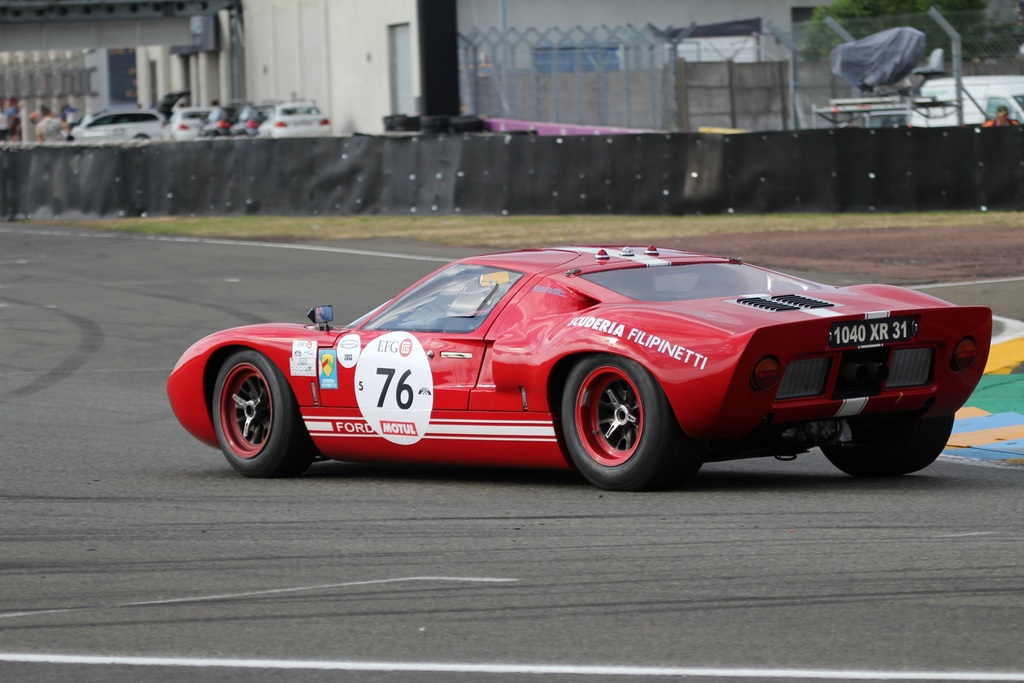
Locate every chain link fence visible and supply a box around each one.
[459,10,1024,132]
[459,25,679,130]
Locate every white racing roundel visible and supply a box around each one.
[354,331,433,445]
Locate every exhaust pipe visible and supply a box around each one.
[839,361,889,384]
[862,361,889,382]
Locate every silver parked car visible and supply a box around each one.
[168,107,214,141]
[258,102,332,138]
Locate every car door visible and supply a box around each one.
[82,113,124,141]
[125,112,160,139]
[316,264,526,443]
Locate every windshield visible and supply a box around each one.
[581,263,816,302]
[364,263,524,333]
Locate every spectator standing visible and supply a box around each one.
[36,107,65,142]
[0,106,8,141]
[982,105,1020,127]
[4,99,20,141]
[61,103,79,126]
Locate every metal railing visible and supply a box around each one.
[0,52,93,102]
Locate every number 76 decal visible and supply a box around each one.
[354,332,434,445]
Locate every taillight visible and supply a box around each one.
[176,123,188,130]
[751,356,781,391]
[951,337,977,371]
[274,121,288,127]
[216,120,230,129]
[246,120,259,128]
[319,118,330,126]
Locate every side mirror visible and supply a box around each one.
[307,305,333,331]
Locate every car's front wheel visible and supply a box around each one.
[820,414,954,477]
[212,350,315,478]
[561,355,704,491]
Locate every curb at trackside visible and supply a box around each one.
[945,335,1024,464]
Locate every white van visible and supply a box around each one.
[910,75,1024,127]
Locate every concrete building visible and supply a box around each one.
[131,0,828,134]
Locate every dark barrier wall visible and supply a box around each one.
[2,127,1023,220]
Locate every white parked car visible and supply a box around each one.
[168,107,213,140]
[258,102,332,138]
[69,109,168,143]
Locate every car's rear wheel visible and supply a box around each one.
[561,354,704,491]
[212,350,315,478]
[820,414,954,477]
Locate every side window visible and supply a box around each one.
[88,115,113,127]
[985,98,1012,118]
[364,264,524,333]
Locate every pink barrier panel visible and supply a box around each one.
[483,117,653,136]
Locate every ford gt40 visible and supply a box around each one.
[167,246,991,491]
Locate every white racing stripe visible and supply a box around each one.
[834,397,869,418]
[305,415,556,440]
[570,246,671,266]
[0,654,1021,680]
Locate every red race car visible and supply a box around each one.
[167,246,991,491]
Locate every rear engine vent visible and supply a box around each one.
[770,294,835,309]
[735,295,836,312]
[887,348,934,388]
[777,358,831,399]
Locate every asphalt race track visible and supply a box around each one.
[1,226,1023,683]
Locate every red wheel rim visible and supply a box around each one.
[218,363,273,459]
[575,366,643,466]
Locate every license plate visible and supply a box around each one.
[828,316,917,348]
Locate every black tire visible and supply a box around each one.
[820,414,954,477]
[561,354,705,491]
[420,114,451,134]
[383,114,420,132]
[212,350,316,478]
[451,115,486,133]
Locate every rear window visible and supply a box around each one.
[581,263,816,302]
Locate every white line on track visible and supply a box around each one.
[0,654,1022,680]
[0,576,516,620]
[913,276,1024,290]
[0,227,453,262]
